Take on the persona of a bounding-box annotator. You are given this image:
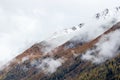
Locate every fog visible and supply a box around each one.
[0,0,120,67]
[36,57,64,74]
[81,29,120,63]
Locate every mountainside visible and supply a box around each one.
[0,7,120,80]
[0,21,120,80]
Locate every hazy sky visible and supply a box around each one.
[0,0,120,67]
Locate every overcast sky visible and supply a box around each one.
[0,0,120,67]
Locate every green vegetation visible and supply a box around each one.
[27,53,120,80]
[74,54,120,80]
[0,52,120,80]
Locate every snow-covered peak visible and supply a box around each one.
[49,23,84,40]
[95,6,120,20]
[40,6,120,54]
[40,23,85,53]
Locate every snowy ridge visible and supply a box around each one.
[95,6,120,20]
[1,6,120,69]
[41,24,85,53]
[48,23,84,40]
[40,6,120,54]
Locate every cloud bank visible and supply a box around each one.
[81,29,120,63]
[36,57,64,74]
[0,0,120,68]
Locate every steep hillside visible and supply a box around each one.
[0,20,120,80]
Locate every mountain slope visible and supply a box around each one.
[0,20,120,80]
[1,6,120,80]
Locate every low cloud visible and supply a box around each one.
[81,29,120,63]
[0,0,120,69]
[36,57,64,74]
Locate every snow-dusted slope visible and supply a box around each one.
[1,17,120,80]
[1,6,120,69]
[1,5,120,80]
[41,25,84,53]
[40,6,120,54]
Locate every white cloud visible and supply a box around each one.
[0,0,120,68]
[81,29,120,63]
[36,58,64,74]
